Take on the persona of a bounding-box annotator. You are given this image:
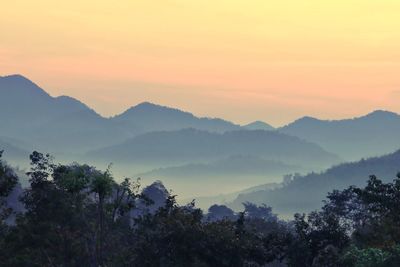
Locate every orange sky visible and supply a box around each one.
[1,0,400,126]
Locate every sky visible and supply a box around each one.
[1,0,400,126]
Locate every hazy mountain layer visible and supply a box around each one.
[3,73,400,206]
[87,128,339,170]
[3,74,400,164]
[280,110,400,160]
[112,101,240,134]
[231,149,400,217]
[0,75,241,155]
[185,182,281,211]
[0,75,131,153]
[139,155,299,179]
[137,155,301,197]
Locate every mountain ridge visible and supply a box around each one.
[231,148,400,216]
[0,75,242,154]
[279,110,400,160]
[86,128,340,171]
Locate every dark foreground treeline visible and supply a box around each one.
[1,151,400,267]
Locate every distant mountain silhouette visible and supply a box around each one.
[0,75,90,128]
[111,101,240,134]
[87,128,339,170]
[0,75,132,153]
[32,109,132,154]
[231,149,400,217]
[243,121,274,131]
[279,110,400,160]
[138,155,301,197]
[3,75,399,161]
[140,155,299,178]
[0,75,247,155]
[183,182,281,211]
[3,74,400,202]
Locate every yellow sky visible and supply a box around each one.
[1,0,400,126]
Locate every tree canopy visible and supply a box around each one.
[0,151,399,266]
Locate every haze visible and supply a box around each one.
[1,0,400,125]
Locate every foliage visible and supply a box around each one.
[0,150,18,223]
[0,151,400,266]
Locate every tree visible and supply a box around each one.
[0,150,19,263]
[2,152,143,266]
[0,150,18,224]
[2,150,400,266]
[89,165,114,265]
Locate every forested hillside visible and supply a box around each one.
[232,149,400,216]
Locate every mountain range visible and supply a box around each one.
[0,74,338,165]
[0,74,131,154]
[2,74,399,162]
[87,128,338,169]
[0,75,242,156]
[2,74,400,199]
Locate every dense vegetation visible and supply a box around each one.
[1,151,400,266]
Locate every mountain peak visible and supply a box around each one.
[298,115,319,121]
[115,101,195,120]
[243,121,274,131]
[54,95,97,116]
[0,74,50,98]
[288,116,321,126]
[2,74,31,82]
[1,74,39,87]
[131,101,186,112]
[135,101,159,108]
[364,109,399,119]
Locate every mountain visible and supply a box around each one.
[243,121,274,131]
[0,75,90,131]
[231,149,400,217]
[0,75,133,154]
[111,101,240,134]
[279,110,400,160]
[30,109,132,154]
[0,138,30,165]
[138,155,301,197]
[140,155,300,179]
[87,128,339,170]
[184,182,281,211]
[0,75,244,155]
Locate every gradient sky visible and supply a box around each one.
[1,0,400,126]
